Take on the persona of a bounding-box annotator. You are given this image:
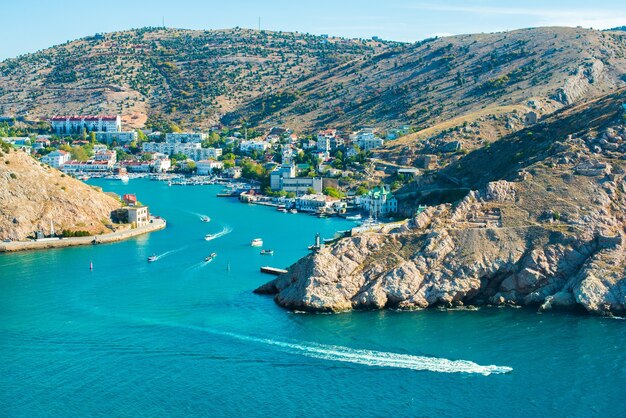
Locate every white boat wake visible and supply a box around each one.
[141,319,512,375]
[153,246,186,261]
[204,226,232,241]
[75,306,512,376]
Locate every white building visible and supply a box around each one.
[270,164,297,190]
[96,131,138,145]
[165,132,207,144]
[141,142,222,161]
[295,194,338,212]
[150,158,171,173]
[282,177,323,196]
[240,140,269,154]
[50,115,121,135]
[196,159,224,175]
[350,128,384,151]
[94,150,117,164]
[41,150,71,168]
[357,186,398,217]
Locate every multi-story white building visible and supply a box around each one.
[165,132,207,144]
[240,140,269,154]
[94,150,117,164]
[295,194,338,212]
[270,164,297,190]
[50,115,121,135]
[141,142,221,161]
[95,131,138,144]
[350,128,384,151]
[317,129,337,152]
[282,177,323,196]
[41,150,71,168]
[196,159,224,175]
[357,186,398,217]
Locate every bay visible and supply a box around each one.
[0,178,624,417]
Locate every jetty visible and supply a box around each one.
[260,266,288,276]
[0,218,166,253]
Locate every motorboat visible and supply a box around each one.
[345,214,362,221]
[147,255,158,262]
[260,249,274,255]
[205,252,217,262]
[251,238,263,247]
[290,209,298,214]
[200,216,211,223]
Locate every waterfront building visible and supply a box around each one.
[41,150,71,168]
[141,142,222,161]
[94,150,117,164]
[126,206,149,227]
[357,185,398,217]
[269,164,296,190]
[223,167,242,179]
[295,194,338,212]
[50,115,121,135]
[61,160,113,173]
[95,131,138,145]
[196,159,224,175]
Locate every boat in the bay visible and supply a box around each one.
[290,209,298,214]
[200,216,211,223]
[345,214,362,221]
[260,249,274,255]
[148,255,158,262]
[205,252,217,262]
[251,238,263,247]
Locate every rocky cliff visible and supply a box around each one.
[256,95,626,316]
[0,147,121,241]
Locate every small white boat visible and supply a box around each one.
[346,214,362,221]
[260,249,274,255]
[148,255,158,262]
[251,238,263,247]
[205,233,217,241]
[200,216,211,223]
[290,209,298,214]
[205,252,217,262]
[279,208,288,213]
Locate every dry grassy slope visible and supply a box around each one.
[0,28,384,129]
[0,149,121,240]
[267,27,626,131]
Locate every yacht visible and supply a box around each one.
[250,238,263,247]
[147,255,158,262]
[260,249,274,255]
[290,209,298,214]
[200,216,211,223]
[205,252,217,262]
[345,214,362,221]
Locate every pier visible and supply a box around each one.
[260,266,288,276]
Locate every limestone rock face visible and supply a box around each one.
[0,149,121,240]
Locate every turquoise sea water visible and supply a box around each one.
[1,178,624,417]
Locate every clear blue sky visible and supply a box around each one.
[1,0,625,60]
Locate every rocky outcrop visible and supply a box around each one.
[257,123,626,316]
[0,148,122,241]
[554,59,607,105]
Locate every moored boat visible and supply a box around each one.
[345,214,362,221]
[251,238,263,247]
[290,209,298,214]
[260,249,274,255]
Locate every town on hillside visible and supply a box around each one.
[0,115,417,221]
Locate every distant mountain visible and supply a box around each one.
[0,26,625,133]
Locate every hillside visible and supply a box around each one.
[256,89,626,315]
[0,147,122,240]
[0,27,384,129]
[1,27,625,132]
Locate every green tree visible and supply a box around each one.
[323,186,344,199]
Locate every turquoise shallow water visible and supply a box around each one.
[1,178,624,417]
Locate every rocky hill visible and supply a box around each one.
[1,27,625,132]
[0,146,121,240]
[256,89,626,316]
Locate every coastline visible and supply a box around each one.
[0,218,166,253]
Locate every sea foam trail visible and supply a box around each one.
[204,226,232,241]
[75,307,512,376]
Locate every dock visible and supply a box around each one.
[260,266,288,276]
